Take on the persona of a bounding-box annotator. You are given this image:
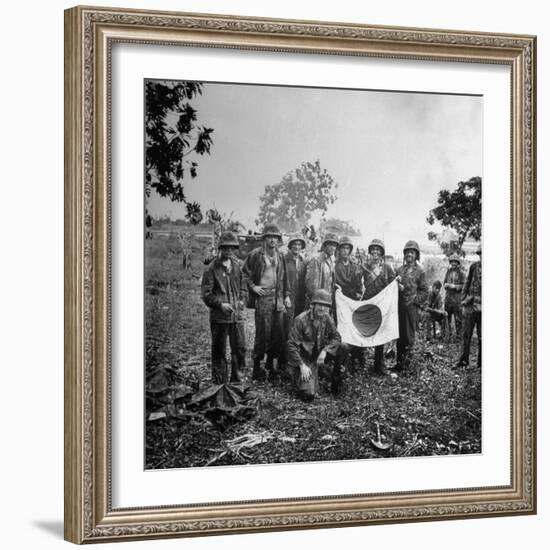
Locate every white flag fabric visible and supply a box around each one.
[335,280,399,347]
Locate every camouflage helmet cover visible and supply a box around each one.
[311,289,332,307]
[262,223,282,239]
[218,231,240,248]
[368,238,385,255]
[321,233,339,248]
[403,239,420,260]
[337,235,354,252]
[449,253,461,264]
[287,235,306,249]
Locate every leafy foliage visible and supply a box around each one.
[145,80,214,223]
[427,176,481,253]
[320,217,361,237]
[256,160,337,233]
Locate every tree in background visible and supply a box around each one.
[320,218,361,237]
[427,176,482,255]
[256,160,337,233]
[145,80,214,224]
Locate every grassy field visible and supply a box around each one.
[145,234,481,469]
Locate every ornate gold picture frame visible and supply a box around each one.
[64,5,536,544]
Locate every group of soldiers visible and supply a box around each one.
[200,223,482,402]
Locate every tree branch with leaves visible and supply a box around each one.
[145,80,214,224]
[256,160,337,233]
[427,176,482,254]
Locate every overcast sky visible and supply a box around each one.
[146,81,482,257]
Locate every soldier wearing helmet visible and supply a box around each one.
[285,235,307,319]
[305,233,339,306]
[334,236,364,369]
[443,253,465,338]
[334,236,363,300]
[455,243,482,369]
[395,240,429,372]
[279,235,308,373]
[201,231,248,384]
[242,223,291,381]
[286,289,347,401]
[361,238,397,375]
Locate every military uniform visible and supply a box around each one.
[425,288,446,340]
[457,259,482,368]
[285,249,307,321]
[334,259,363,300]
[286,305,347,400]
[333,236,364,367]
[396,258,428,371]
[304,233,339,308]
[280,243,307,370]
[242,227,290,380]
[201,253,248,384]
[362,258,396,372]
[444,261,465,336]
[305,251,335,303]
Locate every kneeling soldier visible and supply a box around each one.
[200,231,248,384]
[286,289,347,401]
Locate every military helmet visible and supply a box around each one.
[449,253,461,264]
[403,239,420,260]
[262,223,282,239]
[368,238,385,256]
[476,244,482,255]
[218,231,239,248]
[311,289,332,307]
[287,234,306,249]
[337,235,354,252]
[321,233,339,248]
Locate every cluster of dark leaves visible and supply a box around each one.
[146,362,259,469]
[427,176,482,248]
[145,80,214,222]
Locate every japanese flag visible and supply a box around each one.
[335,280,399,347]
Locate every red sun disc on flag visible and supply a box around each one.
[352,304,382,337]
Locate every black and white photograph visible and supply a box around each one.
[144,78,483,470]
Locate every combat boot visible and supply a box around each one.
[330,365,343,396]
[252,359,267,382]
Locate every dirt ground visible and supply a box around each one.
[145,236,481,470]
